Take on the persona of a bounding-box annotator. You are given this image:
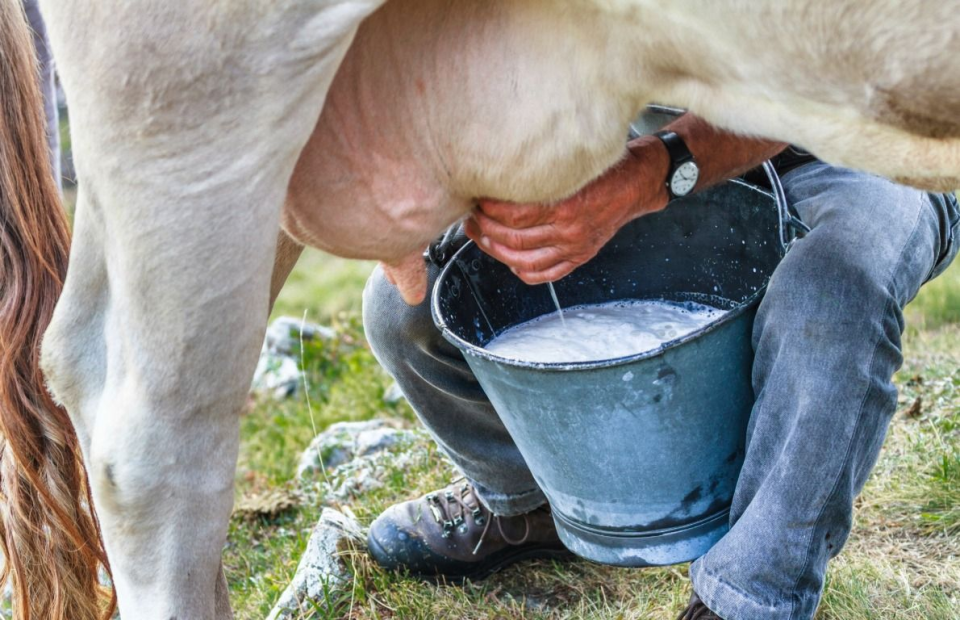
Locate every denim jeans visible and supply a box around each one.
[362,163,959,620]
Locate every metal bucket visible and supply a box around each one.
[431,173,794,567]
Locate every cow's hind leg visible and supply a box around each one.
[43,160,310,620]
[41,171,300,619]
[38,2,384,617]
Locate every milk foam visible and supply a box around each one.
[485,299,727,364]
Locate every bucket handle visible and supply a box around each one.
[424,222,469,268]
[762,160,810,252]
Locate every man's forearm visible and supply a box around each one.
[621,114,788,219]
[665,114,787,189]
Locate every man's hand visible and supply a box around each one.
[465,136,670,284]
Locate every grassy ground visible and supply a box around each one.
[270,251,376,322]
[225,246,960,619]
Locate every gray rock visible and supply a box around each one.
[319,435,458,505]
[297,420,416,481]
[355,426,411,457]
[252,354,302,400]
[297,420,385,477]
[266,508,363,620]
[265,317,337,357]
[383,381,406,405]
[251,317,336,400]
[322,449,418,502]
[271,434,458,619]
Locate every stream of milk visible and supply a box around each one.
[547,282,566,326]
[486,299,727,363]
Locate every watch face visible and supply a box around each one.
[670,161,699,196]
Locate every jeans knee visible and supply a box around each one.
[761,230,896,330]
[752,233,908,387]
[362,266,438,372]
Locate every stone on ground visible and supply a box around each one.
[252,317,336,399]
[383,381,406,404]
[297,420,417,480]
[271,421,455,616]
[266,508,364,620]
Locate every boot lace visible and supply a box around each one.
[424,480,532,555]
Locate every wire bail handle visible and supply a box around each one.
[762,160,809,252]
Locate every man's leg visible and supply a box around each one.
[690,162,959,620]
[363,264,571,578]
[363,263,546,515]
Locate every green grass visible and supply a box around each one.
[227,314,415,614]
[270,249,376,324]
[906,260,960,330]
[237,318,404,484]
[918,450,960,534]
[224,251,960,619]
[58,111,72,161]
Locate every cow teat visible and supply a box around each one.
[381,251,429,306]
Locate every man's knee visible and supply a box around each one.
[750,223,910,390]
[764,227,892,324]
[782,164,943,304]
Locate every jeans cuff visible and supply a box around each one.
[690,558,795,620]
[469,479,547,517]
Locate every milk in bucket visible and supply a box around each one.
[486,299,727,363]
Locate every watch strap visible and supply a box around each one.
[653,130,693,166]
[653,130,697,199]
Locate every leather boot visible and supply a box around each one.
[367,479,573,581]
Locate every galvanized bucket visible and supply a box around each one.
[431,170,797,566]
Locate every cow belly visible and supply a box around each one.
[283,0,646,262]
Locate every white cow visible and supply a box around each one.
[0,0,956,618]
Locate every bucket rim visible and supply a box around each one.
[430,243,767,373]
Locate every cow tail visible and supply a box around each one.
[0,3,115,619]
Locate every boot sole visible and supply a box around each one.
[367,532,576,583]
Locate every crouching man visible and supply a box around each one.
[361,113,959,619]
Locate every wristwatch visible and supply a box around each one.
[654,130,700,199]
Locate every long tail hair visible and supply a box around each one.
[0,3,114,619]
